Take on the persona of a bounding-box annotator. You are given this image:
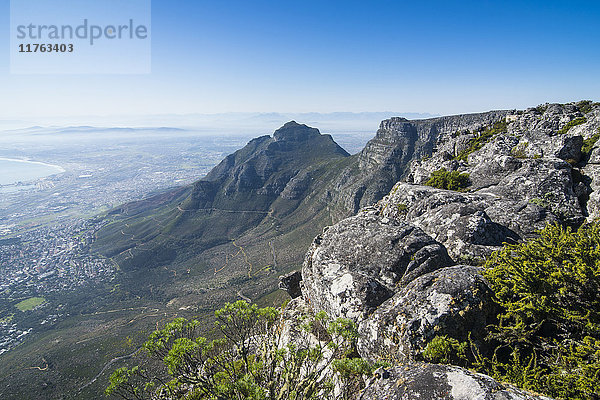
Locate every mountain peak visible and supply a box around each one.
[273,121,321,142]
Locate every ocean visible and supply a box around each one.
[0,158,64,186]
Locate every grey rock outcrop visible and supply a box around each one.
[301,209,453,321]
[378,103,600,262]
[327,103,600,225]
[358,266,496,363]
[583,165,600,219]
[360,364,553,400]
[299,103,600,366]
[380,184,521,261]
[580,109,600,219]
[279,270,302,298]
[279,296,318,345]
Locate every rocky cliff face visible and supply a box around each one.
[290,101,600,399]
[327,110,513,219]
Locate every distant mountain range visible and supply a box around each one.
[0,112,437,134]
[0,126,188,135]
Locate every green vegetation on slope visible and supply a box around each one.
[425,168,470,191]
[557,117,587,135]
[92,124,352,274]
[423,223,600,400]
[575,100,600,115]
[15,297,46,312]
[481,223,600,399]
[454,120,508,162]
[582,129,600,157]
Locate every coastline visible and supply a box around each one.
[0,157,66,173]
[0,157,66,187]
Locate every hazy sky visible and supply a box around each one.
[1,0,599,119]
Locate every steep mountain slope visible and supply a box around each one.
[92,121,350,271]
[327,110,512,219]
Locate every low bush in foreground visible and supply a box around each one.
[106,301,374,400]
[424,223,600,400]
[480,223,600,399]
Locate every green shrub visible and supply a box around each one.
[575,100,599,115]
[511,142,529,159]
[480,223,600,399]
[422,335,468,366]
[425,168,470,191]
[557,117,587,135]
[106,301,367,400]
[417,223,600,399]
[396,203,408,214]
[582,129,600,157]
[484,223,600,343]
[455,120,508,162]
[528,197,548,208]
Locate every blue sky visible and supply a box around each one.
[0,0,599,118]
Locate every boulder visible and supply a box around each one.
[360,364,554,400]
[358,266,496,363]
[380,169,584,263]
[279,270,302,298]
[381,184,520,261]
[301,209,453,322]
[475,158,583,228]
